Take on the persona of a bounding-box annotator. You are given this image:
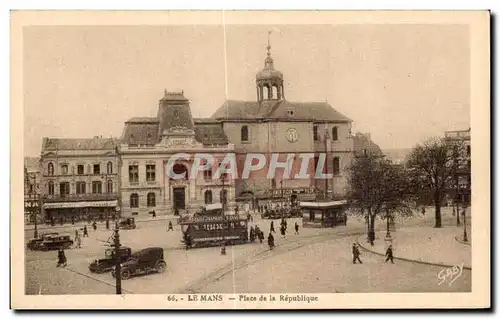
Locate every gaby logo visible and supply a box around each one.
[165,153,336,180]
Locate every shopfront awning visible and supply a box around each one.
[43,200,118,209]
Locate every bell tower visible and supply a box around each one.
[255,33,284,103]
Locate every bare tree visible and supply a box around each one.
[347,153,412,241]
[406,137,466,228]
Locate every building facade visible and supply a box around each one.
[24,157,41,224]
[119,91,236,217]
[211,43,355,201]
[445,128,471,206]
[39,137,120,222]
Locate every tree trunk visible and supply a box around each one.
[370,212,376,233]
[434,192,442,228]
[456,201,461,226]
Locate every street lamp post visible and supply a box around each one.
[462,196,468,243]
[113,221,122,294]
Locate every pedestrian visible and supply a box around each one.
[258,228,264,243]
[295,222,299,235]
[83,225,89,237]
[344,213,348,226]
[270,221,275,233]
[280,225,286,238]
[352,243,362,264]
[385,245,394,264]
[92,221,97,231]
[267,232,275,250]
[249,226,256,243]
[105,218,110,230]
[421,206,426,216]
[71,216,75,225]
[174,208,179,216]
[221,242,226,255]
[152,210,156,218]
[168,221,174,231]
[57,248,67,267]
[75,229,79,238]
[75,233,82,249]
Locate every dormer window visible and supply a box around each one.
[287,108,295,117]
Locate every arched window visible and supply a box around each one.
[107,162,113,174]
[313,126,319,141]
[48,163,54,176]
[333,157,340,175]
[220,189,228,205]
[241,125,249,142]
[332,126,338,141]
[48,181,54,195]
[147,192,156,207]
[204,190,213,204]
[107,179,113,193]
[130,193,139,208]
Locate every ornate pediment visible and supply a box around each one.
[160,136,203,149]
[164,126,196,136]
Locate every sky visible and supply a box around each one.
[23,24,470,156]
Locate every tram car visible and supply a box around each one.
[179,211,249,248]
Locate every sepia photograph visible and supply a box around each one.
[11,10,490,309]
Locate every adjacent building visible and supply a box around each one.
[24,157,41,224]
[445,127,471,205]
[39,137,120,222]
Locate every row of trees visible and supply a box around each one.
[347,137,468,231]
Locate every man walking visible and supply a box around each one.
[294,222,299,235]
[83,225,89,237]
[385,245,394,264]
[352,243,362,264]
[270,221,275,233]
[167,220,174,231]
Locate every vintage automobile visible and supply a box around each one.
[262,208,291,219]
[26,232,60,250]
[38,235,74,251]
[88,246,132,274]
[111,247,166,280]
[118,217,136,230]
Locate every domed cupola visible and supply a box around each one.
[256,39,285,102]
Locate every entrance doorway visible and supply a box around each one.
[173,187,186,210]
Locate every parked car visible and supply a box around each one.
[26,232,59,250]
[39,235,73,251]
[111,247,166,280]
[118,217,136,230]
[88,246,132,274]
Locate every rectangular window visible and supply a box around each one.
[92,181,102,194]
[59,182,70,196]
[77,165,84,175]
[93,164,100,175]
[76,182,86,194]
[61,164,68,175]
[313,126,319,141]
[146,164,156,182]
[129,165,139,183]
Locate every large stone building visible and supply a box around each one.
[119,91,235,217]
[39,137,120,222]
[211,43,354,200]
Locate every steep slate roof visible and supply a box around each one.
[211,100,352,122]
[121,117,229,146]
[42,137,119,151]
[121,123,159,145]
[194,123,229,145]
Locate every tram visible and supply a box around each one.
[179,209,249,248]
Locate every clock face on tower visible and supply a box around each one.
[286,128,299,143]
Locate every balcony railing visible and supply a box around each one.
[42,192,119,203]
